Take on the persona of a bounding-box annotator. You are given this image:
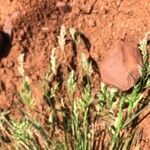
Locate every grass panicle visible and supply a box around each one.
[18,53,34,107]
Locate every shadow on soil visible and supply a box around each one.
[0,32,12,59]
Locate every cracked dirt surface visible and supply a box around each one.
[0,0,150,149]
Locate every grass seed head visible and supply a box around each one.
[50,48,57,75]
[57,25,66,52]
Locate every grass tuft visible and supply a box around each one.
[0,27,150,150]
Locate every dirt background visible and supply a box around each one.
[0,0,150,149]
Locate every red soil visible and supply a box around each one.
[0,0,150,149]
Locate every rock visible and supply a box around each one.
[100,40,143,91]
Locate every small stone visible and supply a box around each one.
[71,5,81,16]
[116,0,122,7]
[7,61,14,68]
[2,59,8,66]
[18,29,25,41]
[100,40,143,91]
[88,19,96,27]
[56,2,71,14]
[20,29,25,37]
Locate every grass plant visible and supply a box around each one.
[0,27,149,150]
